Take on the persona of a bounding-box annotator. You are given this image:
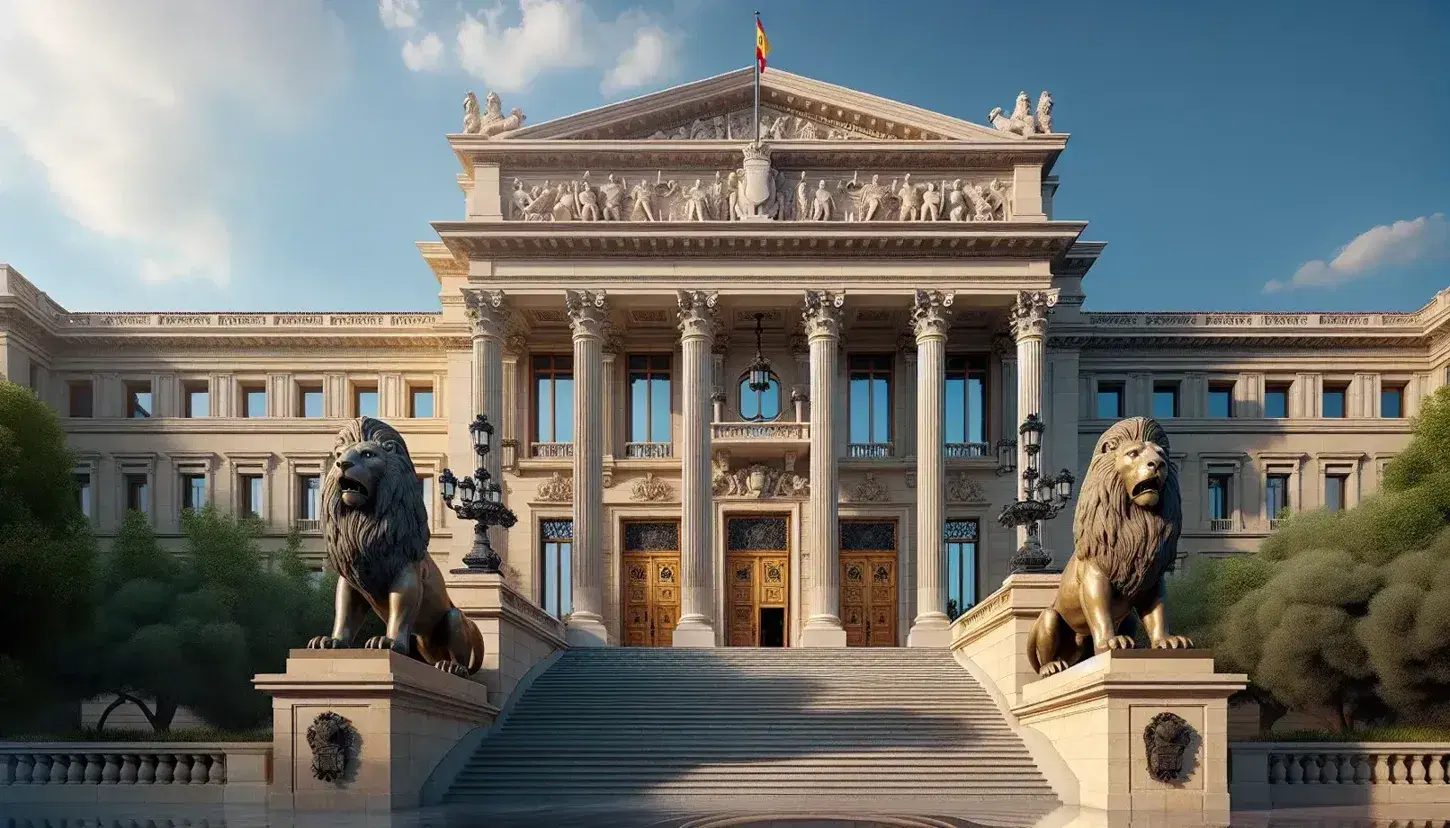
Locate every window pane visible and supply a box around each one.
[1153,388,1177,419]
[1323,389,1345,419]
[356,390,379,418]
[967,376,985,443]
[629,374,650,441]
[69,383,94,418]
[302,476,321,520]
[130,390,153,418]
[872,377,890,442]
[554,378,574,442]
[1381,389,1403,418]
[1096,388,1121,419]
[537,377,553,440]
[650,376,670,441]
[740,378,759,421]
[1265,389,1288,418]
[849,377,871,443]
[411,389,434,418]
[187,390,209,418]
[183,475,206,510]
[244,390,267,418]
[302,390,324,418]
[75,474,92,517]
[560,543,573,616]
[1208,388,1232,418]
[543,542,560,617]
[1326,477,1345,512]
[944,377,966,443]
[759,380,780,420]
[1208,476,1231,520]
[947,544,961,610]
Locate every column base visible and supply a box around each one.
[565,612,610,647]
[907,614,953,648]
[800,616,847,648]
[672,616,716,648]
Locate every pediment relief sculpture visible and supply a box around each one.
[463,91,526,138]
[644,107,874,142]
[712,451,809,499]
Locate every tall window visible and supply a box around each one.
[945,520,979,619]
[181,474,206,512]
[124,473,150,513]
[409,385,434,418]
[1266,473,1292,521]
[184,383,209,418]
[418,474,434,526]
[1264,384,1290,418]
[1096,382,1124,419]
[74,473,92,518]
[1322,385,1347,418]
[353,384,379,418]
[68,381,94,418]
[242,386,267,418]
[848,355,892,445]
[534,355,575,442]
[628,355,671,443]
[240,474,264,519]
[126,382,153,418]
[944,356,987,445]
[1207,473,1233,523]
[1153,382,1180,418]
[1381,386,1404,419]
[298,475,321,522]
[298,385,324,418]
[1325,474,1347,512]
[1208,383,1234,418]
[541,519,574,619]
[739,371,782,422]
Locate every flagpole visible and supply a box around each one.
[753,11,761,145]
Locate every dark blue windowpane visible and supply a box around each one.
[1096,388,1122,419]
[871,377,889,442]
[1208,389,1232,418]
[1381,389,1403,418]
[651,376,670,440]
[944,378,966,443]
[1265,389,1288,418]
[630,375,650,441]
[849,378,871,442]
[555,378,574,442]
[1323,390,1345,419]
[967,377,985,443]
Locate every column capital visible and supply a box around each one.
[463,289,509,340]
[677,290,720,341]
[565,289,609,340]
[1011,289,1060,340]
[600,321,623,356]
[910,290,955,341]
[801,290,846,341]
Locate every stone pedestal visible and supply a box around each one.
[445,570,567,707]
[253,649,498,811]
[951,573,1062,705]
[1012,650,1246,820]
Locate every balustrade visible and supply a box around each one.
[1235,742,1450,806]
[529,442,574,459]
[1209,518,1235,532]
[847,442,892,460]
[0,748,233,786]
[944,442,990,459]
[624,442,673,459]
[712,421,810,441]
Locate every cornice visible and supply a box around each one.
[1077,418,1414,435]
[433,220,1085,261]
[62,418,450,435]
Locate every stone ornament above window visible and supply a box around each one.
[946,472,987,504]
[534,472,573,503]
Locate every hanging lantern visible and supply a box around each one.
[1019,413,1044,451]
[1055,469,1074,502]
[746,312,773,393]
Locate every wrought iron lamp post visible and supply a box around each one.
[996,413,1075,572]
[441,414,518,574]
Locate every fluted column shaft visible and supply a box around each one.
[908,290,953,647]
[1011,290,1059,548]
[675,291,719,646]
[463,290,507,487]
[566,290,610,646]
[801,290,847,647]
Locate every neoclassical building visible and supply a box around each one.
[2,69,1447,650]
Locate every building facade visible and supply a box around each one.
[2,70,1447,650]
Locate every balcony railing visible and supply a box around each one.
[295,519,320,533]
[945,442,991,459]
[1269,518,1285,531]
[1209,518,1234,532]
[848,442,893,460]
[625,442,673,459]
[530,442,574,459]
[712,422,810,441]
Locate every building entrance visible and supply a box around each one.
[840,520,899,647]
[621,521,681,647]
[725,515,790,647]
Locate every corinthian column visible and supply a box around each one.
[1011,289,1059,547]
[674,290,719,646]
[908,290,954,647]
[801,290,847,647]
[565,289,610,647]
[462,289,509,567]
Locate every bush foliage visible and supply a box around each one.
[1169,387,1450,731]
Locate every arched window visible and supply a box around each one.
[739,371,782,422]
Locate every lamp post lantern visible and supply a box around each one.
[443,413,518,574]
[996,413,1075,573]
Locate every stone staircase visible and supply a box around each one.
[445,647,1057,801]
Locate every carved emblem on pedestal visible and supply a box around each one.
[306,711,357,783]
[1143,712,1195,783]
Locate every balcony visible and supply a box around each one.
[530,442,574,460]
[1208,518,1234,532]
[295,519,320,533]
[712,420,810,461]
[848,443,893,460]
[945,442,991,460]
[1269,518,1285,531]
[625,442,673,460]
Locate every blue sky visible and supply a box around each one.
[0,0,1446,314]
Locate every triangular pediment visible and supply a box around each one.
[504,68,1025,142]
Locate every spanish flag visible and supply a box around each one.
[755,14,770,73]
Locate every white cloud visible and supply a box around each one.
[450,0,681,94]
[402,33,445,72]
[378,0,420,31]
[601,25,677,95]
[1266,213,1450,293]
[0,0,347,286]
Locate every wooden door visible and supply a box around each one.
[727,553,790,646]
[621,521,681,647]
[840,520,898,647]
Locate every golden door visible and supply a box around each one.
[622,552,681,647]
[727,554,790,647]
[840,553,897,647]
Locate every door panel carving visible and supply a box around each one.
[622,520,681,647]
[840,519,898,647]
[725,516,790,647]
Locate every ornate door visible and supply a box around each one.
[725,516,790,647]
[840,520,898,647]
[621,521,681,647]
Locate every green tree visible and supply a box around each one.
[81,506,333,732]
[0,378,98,729]
[1185,387,1450,731]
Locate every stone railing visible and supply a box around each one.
[529,442,574,459]
[847,442,892,459]
[0,742,270,803]
[1232,742,1450,808]
[712,421,810,441]
[1209,518,1235,532]
[945,442,991,459]
[294,519,320,533]
[1083,311,1422,330]
[60,312,441,329]
[624,441,673,459]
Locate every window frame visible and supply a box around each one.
[296,382,325,418]
[351,381,379,419]
[1380,384,1405,419]
[124,380,154,419]
[944,519,980,620]
[944,354,989,445]
[738,368,783,423]
[240,383,268,419]
[1207,472,1233,523]
[182,380,210,418]
[1324,473,1348,512]
[1095,381,1125,419]
[180,473,207,513]
[626,353,673,444]
[532,354,575,443]
[1152,381,1181,419]
[1263,383,1291,419]
[1265,472,1293,521]
[408,383,436,419]
[540,518,574,620]
[1321,383,1349,419]
[847,354,894,446]
[68,380,95,418]
[1207,382,1235,418]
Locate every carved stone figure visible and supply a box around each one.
[1143,712,1194,783]
[576,174,600,221]
[896,174,922,221]
[1026,417,1191,677]
[509,179,530,220]
[600,174,625,221]
[795,172,809,221]
[306,417,486,678]
[1036,91,1054,134]
[989,90,1051,137]
[920,182,942,222]
[810,180,834,221]
[552,181,578,221]
[846,473,888,503]
[843,172,889,221]
[629,179,657,222]
[947,179,969,222]
[521,181,557,221]
[472,91,526,138]
[462,92,482,135]
[683,179,711,221]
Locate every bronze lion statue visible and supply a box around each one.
[1027,416,1192,676]
[306,417,485,677]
